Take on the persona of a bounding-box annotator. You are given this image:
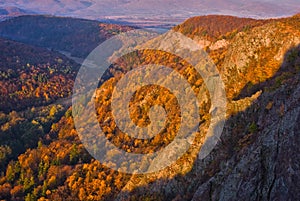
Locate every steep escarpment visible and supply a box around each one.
[115,15,300,201]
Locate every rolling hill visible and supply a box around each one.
[0,15,134,58]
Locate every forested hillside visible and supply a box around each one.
[0,37,81,187]
[0,38,79,112]
[0,14,299,200]
[0,15,134,58]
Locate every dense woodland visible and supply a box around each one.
[0,14,299,200]
[0,38,79,112]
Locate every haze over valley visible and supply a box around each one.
[0,0,299,26]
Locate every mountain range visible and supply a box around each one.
[0,6,34,21]
[0,0,299,26]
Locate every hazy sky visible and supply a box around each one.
[1,0,299,21]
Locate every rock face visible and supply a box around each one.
[192,77,300,201]
[221,21,300,99]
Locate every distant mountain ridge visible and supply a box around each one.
[0,6,34,21]
[0,0,300,25]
